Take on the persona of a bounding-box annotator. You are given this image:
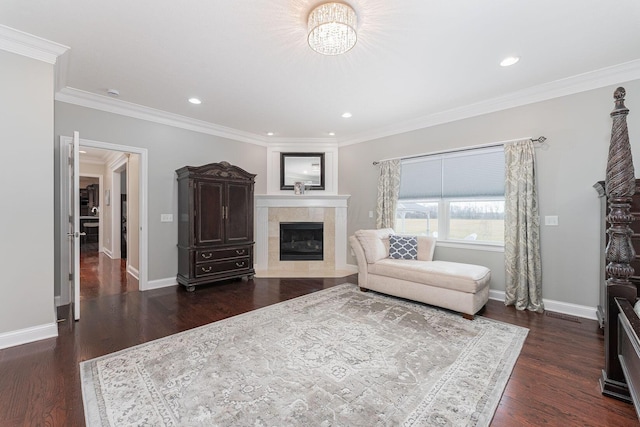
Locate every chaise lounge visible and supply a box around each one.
[349,228,491,319]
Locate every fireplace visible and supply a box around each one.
[280,222,323,261]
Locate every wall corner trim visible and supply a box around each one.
[0,322,58,350]
[489,289,597,321]
[0,24,69,64]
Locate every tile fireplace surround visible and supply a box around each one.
[254,195,352,278]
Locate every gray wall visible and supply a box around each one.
[55,102,267,285]
[339,80,640,307]
[0,50,56,334]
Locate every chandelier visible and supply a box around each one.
[307,2,357,55]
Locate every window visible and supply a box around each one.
[395,146,505,244]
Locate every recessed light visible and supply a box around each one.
[329,132,336,136]
[79,150,87,154]
[267,132,274,136]
[341,112,352,118]
[188,97,202,105]
[106,89,119,97]
[500,56,520,67]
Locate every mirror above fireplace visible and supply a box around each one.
[280,152,325,191]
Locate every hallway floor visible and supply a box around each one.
[80,251,137,299]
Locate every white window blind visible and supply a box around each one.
[398,146,505,199]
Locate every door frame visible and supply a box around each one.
[108,155,128,260]
[59,136,149,295]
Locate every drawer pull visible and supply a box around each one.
[202,266,213,273]
[236,249,245,255]
[236,262,245,267]
[201,253,213,259]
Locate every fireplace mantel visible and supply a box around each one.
[254,194,351,276]
[255,194,350,208]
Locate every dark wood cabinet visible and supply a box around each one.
[594,179,640,328]
[176,162,255,291]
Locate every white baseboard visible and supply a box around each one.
[103,247,113,258]
[489,289,597,320]
[127,264,139,280]
[0,323,58,350]
[141,277,177,291]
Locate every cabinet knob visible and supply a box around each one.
[236,249,245,255]
[201,253,213,259]
[202,266,212,273]
[236,262,245,267]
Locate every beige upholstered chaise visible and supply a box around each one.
[349,228,491,319]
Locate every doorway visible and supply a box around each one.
[57,136,149,312]
[78,150,139,299]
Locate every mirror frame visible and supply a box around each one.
[280,152,325,191]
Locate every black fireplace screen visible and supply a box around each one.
[280,222,323,261]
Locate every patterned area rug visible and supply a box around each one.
[81,283,528,426]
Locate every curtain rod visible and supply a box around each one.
[372,136,547,165]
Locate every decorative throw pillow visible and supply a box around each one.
[389,235,418,260]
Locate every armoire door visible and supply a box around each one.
[226,182,252,243]
[196,181,224,245]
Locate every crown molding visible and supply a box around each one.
[266,138,338,147]
[0,25,69,64]
[79,157,107,166]
[54,50,70,92]
[338,59,640,147]
[54,59,640,149]
[55,87,270,147]
[267,140,339,150]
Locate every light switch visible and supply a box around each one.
[368,211,374,218]
[544,215,558,226]
[161,214,173,222]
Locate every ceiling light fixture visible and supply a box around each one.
[341,112,352,118]
[308,2,357,56]
[267,132,274,136]
[328,132,336,136]
[188,97,202,104]
[500,56,520,67]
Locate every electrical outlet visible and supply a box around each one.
[161,214,173,222]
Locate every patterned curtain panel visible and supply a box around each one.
[504,140,544,312]
[376,160,401,229]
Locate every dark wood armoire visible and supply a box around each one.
[176,161,255,291]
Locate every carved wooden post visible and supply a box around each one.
[600,87,638,401]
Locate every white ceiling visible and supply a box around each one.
[2,1,640,145]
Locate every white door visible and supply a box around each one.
[68,131,82,320]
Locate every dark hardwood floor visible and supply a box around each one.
[0,253,638,426]
[80,250,138,299]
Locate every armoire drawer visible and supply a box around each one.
[195,257,251,277]
[196,246,251,263]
